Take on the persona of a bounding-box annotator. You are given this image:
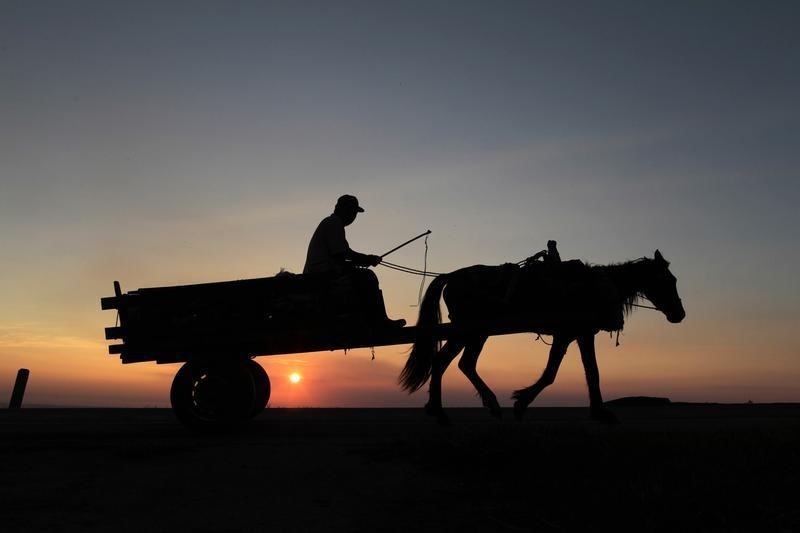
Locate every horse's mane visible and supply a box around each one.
[589,257,653,319]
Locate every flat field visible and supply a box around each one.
[2,405,798,533]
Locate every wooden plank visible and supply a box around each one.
[105,327,124,340]
[8,368,30,408]
[100,296,120,310]
[122,353,159,364]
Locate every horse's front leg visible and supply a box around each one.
[426,340,463,425]
[576,333,619,424]
[512,335,571,420]
[457,335,501,419]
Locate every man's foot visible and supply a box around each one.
[381,318,406,328]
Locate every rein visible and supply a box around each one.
[376,232,440,306]
[379,260,442,277]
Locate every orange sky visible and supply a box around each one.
[2,307,797,408]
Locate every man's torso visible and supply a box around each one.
[303,214,349,274]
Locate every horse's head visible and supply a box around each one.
[642,250,685,323]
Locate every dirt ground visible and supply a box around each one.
[2,405,799,533]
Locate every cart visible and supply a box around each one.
[101,273,451,429]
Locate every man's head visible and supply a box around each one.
[333,194,364,226]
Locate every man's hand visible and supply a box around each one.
[345,251,382,267]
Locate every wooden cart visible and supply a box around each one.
[101,274,445,429]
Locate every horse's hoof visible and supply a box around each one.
[425,403,450,425]
[513,400,526,421]
[591,407,620,425]
[482,397,502,420]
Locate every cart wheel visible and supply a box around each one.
[170,360,256,430]
[248,360,271,418]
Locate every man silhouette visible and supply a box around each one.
[304,195,405,328]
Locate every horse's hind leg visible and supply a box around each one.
[512,335,571,421]
[457,335,501,419]
[426,340,464,425]
[576,333,619,424]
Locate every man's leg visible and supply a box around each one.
[350,269,405,327]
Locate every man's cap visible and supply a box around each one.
[336,194,364,213]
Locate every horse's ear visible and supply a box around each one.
[654,249,665,262]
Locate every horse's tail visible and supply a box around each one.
[399,274,449,393]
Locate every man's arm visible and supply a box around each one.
[324,215,380,268]
[333,249,380,267]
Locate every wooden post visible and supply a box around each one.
[9,368,30,409]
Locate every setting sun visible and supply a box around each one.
[289,372,302,384]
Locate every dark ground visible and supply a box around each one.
[1,405,799,533]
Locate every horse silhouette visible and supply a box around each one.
[399,249,685,424]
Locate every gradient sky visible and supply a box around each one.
[2,1,798,407]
